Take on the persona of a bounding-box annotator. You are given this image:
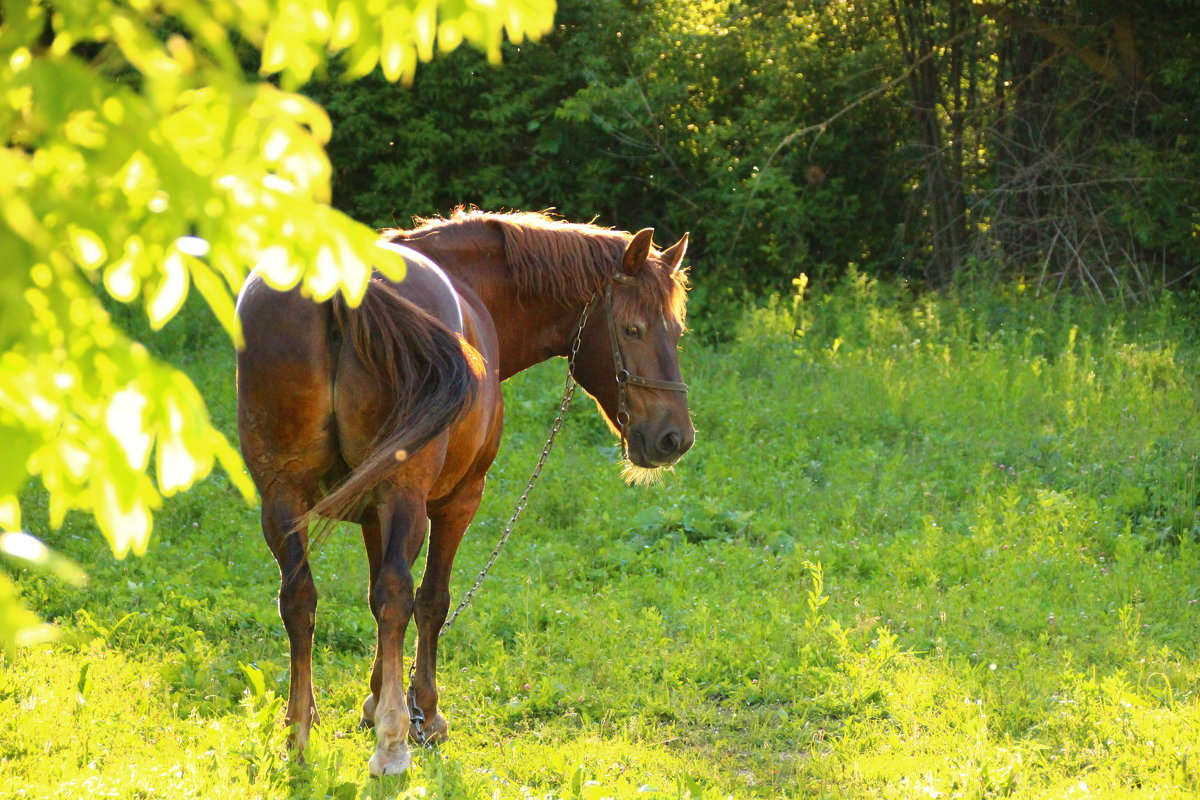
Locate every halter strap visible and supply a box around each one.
[601,276,687,458]
[602,282,689,394]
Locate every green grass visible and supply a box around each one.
[5,274,1200,799]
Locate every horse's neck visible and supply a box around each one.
[398,234,577,380]
[483,282,576,381]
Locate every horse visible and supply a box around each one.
[235,209,694,775]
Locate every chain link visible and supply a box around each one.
[408,292,598,744]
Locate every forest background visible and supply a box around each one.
[309,0,1200,328]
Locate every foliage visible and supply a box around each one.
[0,0,555,648]
[5,281,1199,797]
[312,0,1200,300]
[309,0,914,295]
[967,0,1200,297]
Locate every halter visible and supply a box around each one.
[578,270,689,457]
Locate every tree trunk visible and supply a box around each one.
[889,0,969,284]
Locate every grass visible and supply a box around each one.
[4,273,1200,799]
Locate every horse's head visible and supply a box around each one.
[573,228,694,479]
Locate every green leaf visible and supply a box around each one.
[330,2,361,50]
[631,505,666,530]
[76,662,93,701]
[105,387,153,472]
[190,257,243,348]
[208,427,257,504]
[0,532,87,587]
[0,497,19,532]
[68,226,107,268]
[0,0,558,649]
[94,476,154,559]
[240,662,266,698]
[147,251,189,330]
[0,570,56,654]
[679,775,705,800]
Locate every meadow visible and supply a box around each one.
[4,273,1200,799]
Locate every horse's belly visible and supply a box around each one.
[428,386,502,503]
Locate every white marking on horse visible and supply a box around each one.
[375,240,465,334]
[235,266,260,315]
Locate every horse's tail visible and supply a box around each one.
[304,278,478,537]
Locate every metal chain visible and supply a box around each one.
[439,290,596,636]
[408,292,598,744]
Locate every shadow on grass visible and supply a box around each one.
[286,740,489,800]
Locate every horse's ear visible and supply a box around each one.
[661,232,689,274]
[622,228,655,277]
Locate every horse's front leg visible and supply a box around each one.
[409,477,485,744]
[367,492,427,777]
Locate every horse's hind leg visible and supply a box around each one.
[358,511,384,728]
[367,491,428,777]
[261,485,320,754]
[409,476,485,744]
[237,275,337,758]
[358,508,429,728]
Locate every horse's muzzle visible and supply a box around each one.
[631,423,694,467]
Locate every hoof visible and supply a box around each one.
[360,694,377,729]
[410,711,449,745]
[283,705,316,753]
[368,745,412,777]
[287,717,317,755]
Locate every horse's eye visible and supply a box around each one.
[623,324,641,338]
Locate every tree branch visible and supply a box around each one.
[974,2,1121,83]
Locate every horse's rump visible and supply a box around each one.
[306,277,479,533]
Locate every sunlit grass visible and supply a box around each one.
[6,278,1200,798]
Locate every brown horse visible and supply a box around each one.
[236,210,693,775]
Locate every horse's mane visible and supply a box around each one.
[390,208,689,327]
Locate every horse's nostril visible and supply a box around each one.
[658,430,681,455]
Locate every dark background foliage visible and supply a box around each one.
[306,0,1199,309]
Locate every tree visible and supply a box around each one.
[310,0,915,303]
[0,0,556,651]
